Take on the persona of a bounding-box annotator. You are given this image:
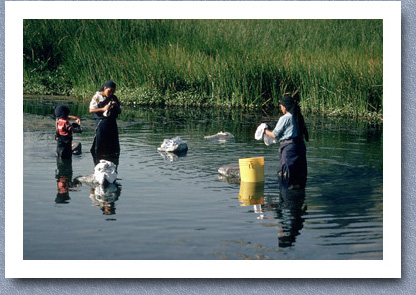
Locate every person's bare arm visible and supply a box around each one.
[264,129,276,138]
[68,115,81,124]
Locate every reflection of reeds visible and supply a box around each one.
[24,19,382,118]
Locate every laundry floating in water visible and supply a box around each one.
[94,160,118,185]
[204,131,235,141]
[255,123,277,146]
[74,160,119,187]
[157,136,188,153]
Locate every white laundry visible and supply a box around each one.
[255,123,268,140]
[204,131,235,141]
[94,160,117,185]
[255,123,277,146]
[157,136,188,153]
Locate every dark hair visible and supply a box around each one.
[280,95,295,113]
[280,94,309,142]
[55,105,70,119]
[99,81,116,92]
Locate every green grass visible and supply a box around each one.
[23,19,383,119]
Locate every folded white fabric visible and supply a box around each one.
[94,160,117,185]
[255,123,277,146]
[255,123,268,140]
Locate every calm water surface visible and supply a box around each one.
[23,97,383,260]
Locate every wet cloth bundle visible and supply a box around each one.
[157,136,188,153]
[255,123,277,146]
[204,131,235,141]
[94,160,117,185]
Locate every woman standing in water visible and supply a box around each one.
[264,93,309,188]
[89,81,122,161]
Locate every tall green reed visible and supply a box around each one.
[23,19,383,118]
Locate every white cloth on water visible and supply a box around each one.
[94,160,117,185]
[204,131,235,140]
[157,136,188,152]
[255,123,277,146]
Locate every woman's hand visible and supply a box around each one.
[264,129,276,138]
[103,103,111,111]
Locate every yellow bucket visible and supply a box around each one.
[239,157,264,183]
[238,181,264,206]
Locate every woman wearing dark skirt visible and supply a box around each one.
[264,94,309,189]
[89,81,121,161]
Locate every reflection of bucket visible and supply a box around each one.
[239,157,264,182]
[238,181,264,206]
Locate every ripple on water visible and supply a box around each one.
[22,104,383,260]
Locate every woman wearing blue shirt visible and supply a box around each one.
[264,94,309,188]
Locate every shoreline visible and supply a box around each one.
[23,94,383,124]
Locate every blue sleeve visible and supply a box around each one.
[272,116,288,139]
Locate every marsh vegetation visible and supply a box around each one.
[24,19,382,119]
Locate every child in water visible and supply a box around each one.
[55,105,81,159]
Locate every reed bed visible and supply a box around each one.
[23,19,383,119]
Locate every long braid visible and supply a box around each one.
[282,93,309,142]
[294,105,309,142]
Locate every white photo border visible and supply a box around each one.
[5,1,401,278]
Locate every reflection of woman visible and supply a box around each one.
[277,187,307,248]
[89,81,121,158]
[264,94,308,188]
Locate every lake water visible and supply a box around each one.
[23,97,383,260]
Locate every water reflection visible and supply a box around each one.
[238,182,265,218]
[91,153,121,218]
[276,188,307,248]
[55,158,75,204]
[89,183,121,218]
[24,97,383,259]
[239,180,307,248]
[158,150,188,162]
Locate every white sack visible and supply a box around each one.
[94,160,117,185]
